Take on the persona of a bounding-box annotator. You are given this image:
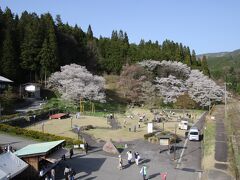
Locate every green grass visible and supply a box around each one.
[204,121,216,156]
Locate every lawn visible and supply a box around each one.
[27,107,204,142]
[202,116,216,170]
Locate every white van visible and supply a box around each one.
[178,120,188,130]
[188,127,200,141]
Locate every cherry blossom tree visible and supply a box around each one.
[139,60,224,107]
[185,69,224,107]
[155,75,187,104]
[48,64,105,102]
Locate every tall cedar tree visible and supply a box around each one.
[201,55,210,76]
[1,30,17,80]
[87,25,93,40]
[20,14,42,81]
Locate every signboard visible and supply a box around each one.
[159,138,170,146]
[148,122,153,133]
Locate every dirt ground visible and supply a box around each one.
[27,108,203,141]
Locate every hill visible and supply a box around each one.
[0,7,209,84]
[202,49,240,94]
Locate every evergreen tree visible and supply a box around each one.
[191,50,197,65]
[201,55,210,76]
[87,24,93,40]
[0,8,4,73]
[1,30,16,80]
[20,13,42,81]
[184,46,192,66]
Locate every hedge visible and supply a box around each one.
[0,124,83,146]
[143,132,155,140]
[0,114,20,121]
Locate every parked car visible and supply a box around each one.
[188,127,200,141]
[178,120,188,130]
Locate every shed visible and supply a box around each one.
[22,83,41,99]
[14,140,67,177]
[0,75,13,94]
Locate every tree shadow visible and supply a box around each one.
[148,172,160,179]
[56,157,106,179]
[139,158,151,165]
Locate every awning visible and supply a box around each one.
[44,148,68,163]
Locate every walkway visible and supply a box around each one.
[205,105,233,180]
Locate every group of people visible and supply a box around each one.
[118,150,149,180]
[118,150,141,170]
[64,166,76,180]
[1,144,14,153]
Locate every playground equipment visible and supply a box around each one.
[79,97,96,114]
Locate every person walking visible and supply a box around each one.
[140,165,147,180]
[69,168,76,180]
[69,148,74,159]
[135,152,140,165]
[64,166,70,180]
[50,168,55,180]
[118,155,123,170]
[85,142,89,154]
[126,150,133,165]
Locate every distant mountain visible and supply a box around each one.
[197,49,240,59]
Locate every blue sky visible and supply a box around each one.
[1,0,240,54]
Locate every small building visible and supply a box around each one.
[21,83,41,99]
[0,75,13,94]
[14,140,67,178]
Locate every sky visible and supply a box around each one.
[1,0,240,54]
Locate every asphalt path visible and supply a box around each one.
[176,112,207,174]
[0,133,37,150]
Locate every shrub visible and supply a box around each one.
[0,124,82,146]
[144,132,155,140]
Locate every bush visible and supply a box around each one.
[0,124,82,146]
[0,114,20,121]
[144,132,155,140]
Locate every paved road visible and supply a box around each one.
[56,139,200,180]
[176,112,207,176]
[0,133,37,150]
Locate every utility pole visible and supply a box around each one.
[174,124,177,160]
[224,82,231,119]
[42,122,44,133]
[225,82,227,119]
[70,116,73,129]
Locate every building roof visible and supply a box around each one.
[0,152,28,179]
[0,76,13,83]
[14,140,65,157]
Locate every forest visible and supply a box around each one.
[0,7,209,84]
